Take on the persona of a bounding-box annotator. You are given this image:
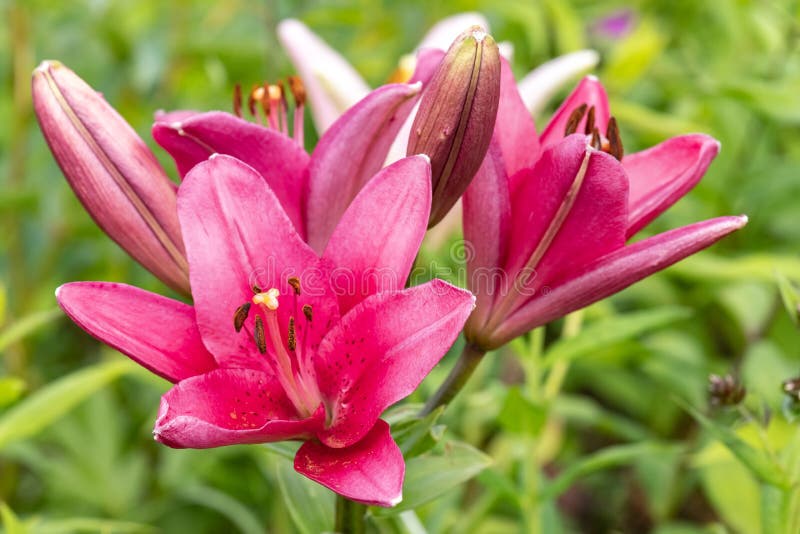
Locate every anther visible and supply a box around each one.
[564,104,588,136]
[233,302,251,332]
[252,283,262,294]
[288,277,301,295]
[288,317,297,351]
[302,304,313,322]
[606,117,624,161]
[584,106,595,135]
[287,76,306,106]
[248,85,264,117]
[233,84,242,118]
[254,316,267,354]
[591,127,602,150]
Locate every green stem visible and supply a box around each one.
[421,342,486,416]
[334,495,366,534]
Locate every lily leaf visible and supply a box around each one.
[373,440,492,516]
[0,308,62,352]
[391,405,445,457]
[275,459,334,534]
[0,503,27,534]
[0,377,26,409]
[776,271,799,326]
[0,359,134,449]
[541,307,691,370]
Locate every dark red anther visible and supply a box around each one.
[233,84,243,118]
[254,316,267,354]
[564,103,588,136]
[233,302,251,332]
[590,127,602,150]
[288,277,301,295]
[288,317,297,351]
[302,304,313,322]
[606,117,624,161]
[584,106,596,136]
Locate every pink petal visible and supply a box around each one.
[539,76,610,150]
[323,156,432,314]
[505,135,627,294]
[56,282,217,383]
[277,19,371,134]
[462,142,510,334]
[152,111,310,236]
[306,83,423,252]
[177,155,337,370]
[315,280,475,448]
[495,57,540,179]
[154,368,325,448]
[154,109,199,123]
[295,419,403,507]
[625,134,720,237]
[492,216,748,347]
[32,61,189,294]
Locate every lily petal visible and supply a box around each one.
[56,282,217,383]
[315,279,475,448]
[540,76,610,150]
[625,134,720,237]
[177,155,336,369]
[493,216,748,347]
[516,50,601,117]
[295,419,403,507]
[324,156,432,314]
[306,83,422,252]
[417,12,490,50]
[277,19,371,134]
[152,111,310,236]
[463,142,510,334]
[154,368,325,448]
[495,57,540,180]
[505,135,627,289]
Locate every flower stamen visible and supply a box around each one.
[564,103,588,136]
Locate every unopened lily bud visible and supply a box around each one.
[32,61,190,294]
[407,26,501,227]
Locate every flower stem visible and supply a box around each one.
[421,342,486,416]
[335,495,366,534]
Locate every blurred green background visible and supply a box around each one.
[3,0,800,532]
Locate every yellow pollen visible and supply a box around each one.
[387,54,417,84]
[253,288,280,310]
[268,84,282,100]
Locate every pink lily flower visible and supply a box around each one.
[463,73,747,350]
[56,153,475,506]
[152,72,430,252]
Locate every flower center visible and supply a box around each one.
[563,103,624,161]
[232,76,306,148]
[233,277,320,417]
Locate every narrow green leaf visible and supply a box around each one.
[0,308,62,352]
[178,485,264,534]
[0,377,26,408]
[672,253,800,283]
[776,271,799,326]
[498,387,546,436]
[682,402,791,488]
[275,459,334,534]
[373,440,492,516]
[33,517,155,533]
[0,502,27,534]
[391,405,445,457]
[541,442,676,501]
[541,308,691,370]
[262,441,300,461]
[0,360,134,449]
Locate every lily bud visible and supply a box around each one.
[407,26,501,227]
[32,61,190,294]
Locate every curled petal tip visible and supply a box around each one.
[389,493,403,507]
[737,214,749,225]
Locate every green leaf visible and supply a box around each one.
[178,485,264,534]
[0,360,134,449]
[262,441,300,461]
[672,253,800,283]
[776,271,799,326]
[682,402,790,488]
[391,405,445,457]
[498,387,546,436]
[0,502,27,534]
[540,442,677,501]
[33,517,155,533]
[373,440,492,516]
[0,377,26,408]
[275,459,334,534]
[541,307,691,370]
[0,308,62,352]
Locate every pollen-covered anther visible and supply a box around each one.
[288,276,301,295]
[302,304,313,322]
[564,103,588,136]
[287,76,306,106]
[606,117,624,161]
[233,302,251,332]
[288,317,297,351]
[583,106,596,135]
[254,316,267,354]
[253,288,280,310]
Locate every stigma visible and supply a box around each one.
[252,288,280,310]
